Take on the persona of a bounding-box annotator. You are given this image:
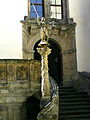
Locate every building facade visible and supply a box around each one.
[22,0,77,86]
[0,0,78,120]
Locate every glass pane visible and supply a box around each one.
[30,0,36,4]
[51,13,62,19]
[57,14,62,19]
[31,6,34,12]
[30,13,37,18]
[30,0,43,18]
[30,0,42,4]
[56,0,61,5]
[38,12,43,17]
[37,0,42,4]
[50,0,55,4]
[51,6,60,14]
[51,13,56,18]
[56,7,61,13]
[50,0,61,5]
[51,6,55,13]
[37,6,42,12]
[50,0,62,19]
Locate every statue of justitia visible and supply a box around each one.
[40,18,49,42]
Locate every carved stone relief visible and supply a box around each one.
[16,65,28,80]
[0,64,6,81]
[7,64,15,81]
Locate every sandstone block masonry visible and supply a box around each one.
[21,17,78,87]
[0,59,40,120]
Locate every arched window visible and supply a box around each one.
[30,0,44,18]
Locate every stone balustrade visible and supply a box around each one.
[0,59,40,90]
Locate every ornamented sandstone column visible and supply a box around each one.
[37,18,59,120]
[37,18,51,100]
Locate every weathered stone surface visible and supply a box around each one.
[0,62,6,82]
[21,18,77,87]
[0,59,40,85]
[16,65,28,80]
[0,59,41,120]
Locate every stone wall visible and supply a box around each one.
[21,18,78,87]
[0,59,41,120]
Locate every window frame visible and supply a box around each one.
[50,0,63,19]
[29,0,68,19]
[30,0,45,18]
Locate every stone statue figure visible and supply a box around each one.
[40,18,49,42]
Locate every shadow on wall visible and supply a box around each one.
[26,95,41,120]
[79,72,90,94]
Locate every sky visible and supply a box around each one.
[0,0,27,59]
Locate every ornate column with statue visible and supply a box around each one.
[37,18,51,100]
[37,18,59,120]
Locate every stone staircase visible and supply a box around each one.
[59,86,90,120]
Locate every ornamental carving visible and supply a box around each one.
[16,65,28,80]
[0,65,6,80]
[7,64,15,81]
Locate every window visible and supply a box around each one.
[29,0,67,19]
[30,0,44,18]
[50,0,62,19]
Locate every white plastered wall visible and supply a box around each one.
[0,0,27,58]
[69,0,90,72]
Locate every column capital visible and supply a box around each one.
[37,47,51,56]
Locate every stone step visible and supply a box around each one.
[60,114,90,119]
[59,86,90,120]
[60,96,90,99]
[60,94,90,98]
[60,117,90,120]
[60,98,90,103]
[60,89,77,92]
[60,110,90,115]
[59,86,74,89]
[60,91,88,96]
[60,105,90,111]
[60,101,90,107]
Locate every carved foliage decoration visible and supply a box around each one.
[16,65,28,80]
[0,64,6,80]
